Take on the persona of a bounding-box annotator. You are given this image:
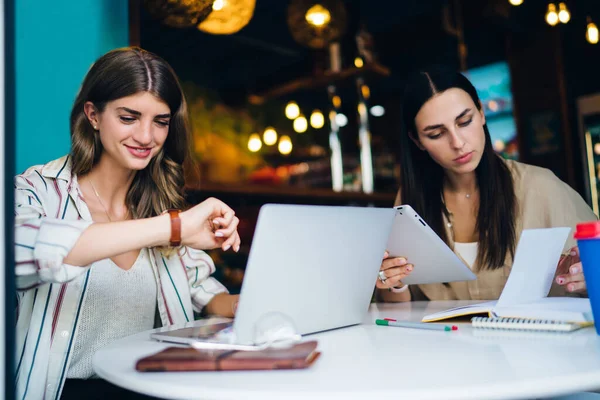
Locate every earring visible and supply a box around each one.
[93,125,98,130]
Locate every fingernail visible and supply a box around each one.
[406,265,413,271]
[235,245,240,252]
[223,245,231,251]
[568,284,574,292]
[215,232,224,237]
[398,258,407,265]
[571,250,577,256]
[213,219,220,225]
[570,266,580,274]
[557,277,565,284]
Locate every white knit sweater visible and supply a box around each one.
[67,248,157,378]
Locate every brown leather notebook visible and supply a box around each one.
[136,341,320,372]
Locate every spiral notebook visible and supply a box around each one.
[471,316,593,332]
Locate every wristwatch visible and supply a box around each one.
[166,209,181,247]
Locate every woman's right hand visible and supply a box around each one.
[179,197,241,252]
[375,251,414,289]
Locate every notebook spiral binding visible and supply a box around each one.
[471,317,579,332]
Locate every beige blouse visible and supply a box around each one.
[395,159,598,301]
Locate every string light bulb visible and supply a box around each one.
[310,110,325,129]
[509,0,523,5]
[546,3,559,26]
[247,133,262,152]
[293,115,308,133]
[587,17,599,44]
[558,2,570,24]
[263,127,278,146]
[285,101,300,119]
[278,136,293,155]
[370,105,385,117]
[305,4,331,27]
[332,95,341,108]
[361,85,370,99]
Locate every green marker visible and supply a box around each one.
[375,319,458,332]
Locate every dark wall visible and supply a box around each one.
[561,1,600,195]
[485,0,600,196]
[138,0,600,198]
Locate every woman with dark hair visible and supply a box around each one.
[376,67,596,302]
[15,47,241,399]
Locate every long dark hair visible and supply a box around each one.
[399,68,516,270]
[69,47,190,219]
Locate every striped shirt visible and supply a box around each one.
[14,156,228,400]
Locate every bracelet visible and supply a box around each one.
[389,284,409,294]
[166,209,181,247]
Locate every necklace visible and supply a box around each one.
[442,192,478,231]
[444,208,455,229]
[448,191,474,199]
[88,179,112,222]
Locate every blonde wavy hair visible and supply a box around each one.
[69,47,191,219]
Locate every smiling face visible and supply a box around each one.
[411,88,487,177]
[85,91,171,171]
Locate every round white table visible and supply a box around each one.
[93,301,600,400]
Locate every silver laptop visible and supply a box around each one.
[151,203,395,347]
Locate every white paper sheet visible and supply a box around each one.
[496,227,571,308]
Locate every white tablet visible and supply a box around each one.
[386,204,476,285]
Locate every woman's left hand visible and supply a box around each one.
[180,197,241,252]
[555,246,586,293]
